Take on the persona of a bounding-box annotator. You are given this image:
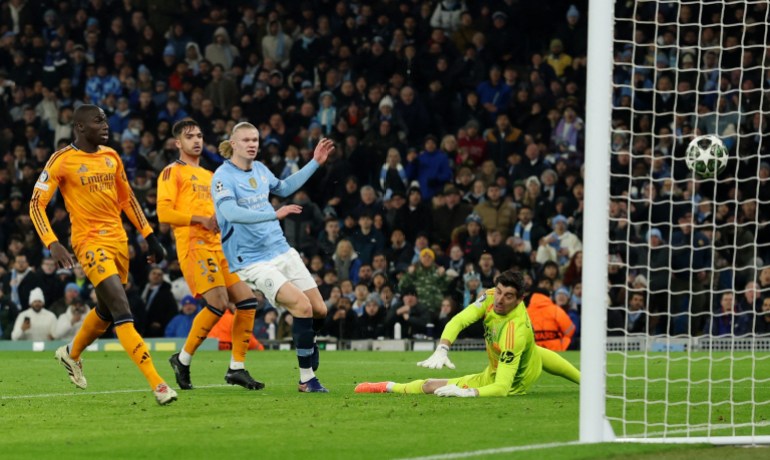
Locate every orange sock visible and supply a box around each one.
[114,322,164,389]
[231,307,257,366]
[69,309,111,361]
[183,307,222,356]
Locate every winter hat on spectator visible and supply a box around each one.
[566,5,580,20]
[65,283,80,294]
[525,176,541,188]
[28,287,45,306]
[465,213,483,225]
[181,295,196,306]
[646,228,663,242]
[121,130,140,143]
[464,119,480,131]
[366,292,382,306]
[301,80,313,89]
[633,275,648,288]
[420,248,435,260]
[86,17,99,27]
[551,215,568,228]
[57,268,73,276]
[492,11,508,21]
[10,189,22,200]
[163,45,176,57]
[554,286,571,299]
[379,95,394,109]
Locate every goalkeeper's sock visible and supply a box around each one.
[181,305,223,364]
[230,299,258,370]
[391,380,427,394]
[69,308,111,361]
[538,346,581,384]
[293,317,315,382]
[114,320,164,389]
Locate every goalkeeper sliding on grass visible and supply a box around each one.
[355,270,580,397]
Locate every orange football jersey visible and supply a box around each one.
[30,144,153,249]
[156,160,221,260]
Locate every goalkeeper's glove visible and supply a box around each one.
[434,384,476,398]
[145,233,167,264]
[417,343,455,369]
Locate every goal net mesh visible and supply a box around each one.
[605,0,770,439]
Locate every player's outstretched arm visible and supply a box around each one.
[269,139,334,197]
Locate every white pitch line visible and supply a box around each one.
[394,440,582,460]
[0,384,231,400]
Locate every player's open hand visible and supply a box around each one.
[312,138,335,165]
[276,204,302,220]
[50,241,75,269]
[417,344,455,369]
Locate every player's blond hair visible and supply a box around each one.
[218,122,258,159]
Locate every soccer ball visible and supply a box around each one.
[685,134,728,178]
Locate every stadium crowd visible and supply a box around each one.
[0,1,764,346]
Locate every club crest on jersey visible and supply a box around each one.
[78,164,88,173]
[191,175,198,181]
[38,171,49,183]
[105,157,114,168]
[249,177,258,189]
[215,181,224,192]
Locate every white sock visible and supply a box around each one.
[299,367,315,383]
[179,350,192,366]
[386,382,395,393]
[229,358,245,370]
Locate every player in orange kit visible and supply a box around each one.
[30,104,177,405]
[157,119,263,390]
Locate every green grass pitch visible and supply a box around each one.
[1,350,768,459]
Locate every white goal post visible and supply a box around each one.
[580,0,770,445]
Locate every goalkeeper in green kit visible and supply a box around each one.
[355,270,581,397]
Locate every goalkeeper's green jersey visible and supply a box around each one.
[441,288,542,396]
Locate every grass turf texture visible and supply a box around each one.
[0,350,768,459]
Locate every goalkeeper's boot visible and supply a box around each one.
[168,353,193,390]
[311,344,320,372]
[153,383,178,405]
[55,345,87,389]
[354,382,390,394]
[225,368,265,390]
[298,377,329,393]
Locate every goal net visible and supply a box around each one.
[581,0,770,444]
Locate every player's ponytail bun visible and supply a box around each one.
[220,122,258,159]
[219,140,234,159]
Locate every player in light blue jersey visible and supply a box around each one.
[211,122,335,392]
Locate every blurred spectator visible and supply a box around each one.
[704,292,751,337]
[49,282,83,317]
[527,288,575,351]
[253,307,279,340]
[11,288,55,341]
[385,285,432,338]
[141,267,177,338]
[355,295,387,339]
[398,248,449,313]
[756,297,770,335]
[52,298,89,341]
[164,295,199,338]
[1,253,41,311]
